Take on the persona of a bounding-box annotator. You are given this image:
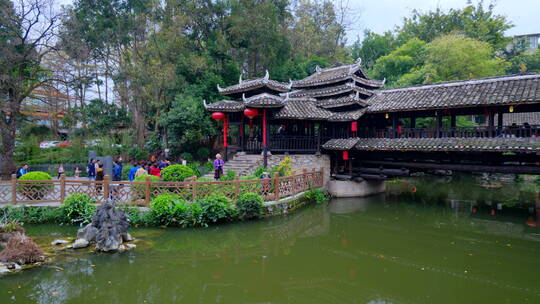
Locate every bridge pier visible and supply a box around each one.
[327,179,386,198]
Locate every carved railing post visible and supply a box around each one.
[192,180,198,201]
[234,176,240,199]
[273,172,280,200]
[11,174,17,204]
[103,175,110,202]
[60,174,66,203]
[144,175,151,205]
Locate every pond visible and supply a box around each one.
[1,174,540,303]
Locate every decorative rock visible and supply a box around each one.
[121,233,134,242]
[125,244,136,249]
[72,238,89,249]
[77,224,98,242]
[51,239,69,246]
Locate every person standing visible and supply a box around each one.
[16,164,29,178]
[87,159,96,181]
[74,166,81,178]
[113,157,123,181]
[95,162,104,194]
[213,154,224,180]
[57,164,65,179]
[149,163,161,178]
[135,163,147,178]
[128,162,139,182]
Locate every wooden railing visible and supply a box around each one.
[244,135,319,153]
[360,125,540,139]
[0,168,324,205]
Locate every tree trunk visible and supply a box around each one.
[0,101,18,180]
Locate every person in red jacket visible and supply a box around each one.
[149,163,161,178]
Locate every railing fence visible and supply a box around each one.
[0,168,324,205]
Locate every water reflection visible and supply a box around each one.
[1,174,540,303]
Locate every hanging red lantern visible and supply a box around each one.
[243,108,258,119]
[342,150,349,160]
[351,121,358,132]
[211,112,225,120]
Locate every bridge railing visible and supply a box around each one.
[361,125,540,139]
[0,168,324,205]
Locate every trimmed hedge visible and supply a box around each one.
[161,164,196,182]
[17,171,53,200]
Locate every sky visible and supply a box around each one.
[347,0,539,41]
[56,0,538,41]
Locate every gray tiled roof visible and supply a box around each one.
[289,83,374,99]
[322,138,360,150]
[355,137,540,152]
[317,93,368,109]
[217,71,290,96]
[204,100,244,112]
[291,62,383,89]
[327,108,367,122]
[367,74,540,113]
[274,99,333,120]
[243,93,285,108]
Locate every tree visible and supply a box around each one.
[417,34,508,83]
[397,1,512,51]
[370,38,427,85]
[351,30,397,70]
[78,98,130,135]
[0,0,61,179]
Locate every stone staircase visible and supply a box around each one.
[204,154,263,178]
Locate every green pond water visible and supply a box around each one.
[1,175,540,303]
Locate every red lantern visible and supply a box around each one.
[211,112,225,120]
[351,121,358,132]
[243,108,258,119]
[342,150,349,160]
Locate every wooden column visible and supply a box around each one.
[391,113,397,138]
[223,115,229,161]
[450,113,456,128]
[60,174,66,203]
[436,111,443,138]
[497,110,504,128]
[11,174,17,204]
[488,111,495,137]
[410,116,416,128]
[263,109,268,168]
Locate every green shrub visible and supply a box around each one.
[204,161,214,171]
[128,146,148,160]
[235,192,264,220]
[253,166,265,178]
[304,188,329,204]
[17,171,53,200]
[60,193,96,225]
[187,161,201,177]
[0,206,62,224]
[199,194,236,224]
[150,193,185,225]
[219,169,236,181]
[196,147,210,160]
[132,174,161,199]
[181,152,194,163]
[161,164,196,182]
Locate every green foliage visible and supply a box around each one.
[198,194,236,224]
[253,166,265,178]
[132,174,161,199]
[150,193,185,225]
[60,193,96,225]
[128,147,148,161]
[78,99,131,135]
[219,170,237,181]
[0,206,62,225]
[17,171,53,200]
[274,157,293,177]
[352,30,398,70]
[235,192,264,220]
[161,164,196,182]
[195,147,210,160]
[304,188,330,204]
[371,38,427,84]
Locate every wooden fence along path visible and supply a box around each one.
[0,169,324,205]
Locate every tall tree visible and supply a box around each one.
[0,0,61,178]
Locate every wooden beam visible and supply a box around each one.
[360,160,540,175]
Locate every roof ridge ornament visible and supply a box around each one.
[287,79,293,89]
[355,57,362,65]
[264,70,269,82]
[382,78,386,85]
[242,93,247,103]
[284,92,290,102]
[239,73,243,84]
[217,83,223,92]
[355,91,360,100]
[315,65,321,73]
[203,99,208,109]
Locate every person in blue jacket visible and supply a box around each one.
[128,162,139,182]
[87,159,96,181]
[113,157,123,181]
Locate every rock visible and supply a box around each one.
[72,239,89,249]
[0,263,9,274]
[92,200,129,252]
[51,239,69,246]
[125,244,136,249]
[121,233,134,242]
[77,224,98,243]
[118,245,126,251]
